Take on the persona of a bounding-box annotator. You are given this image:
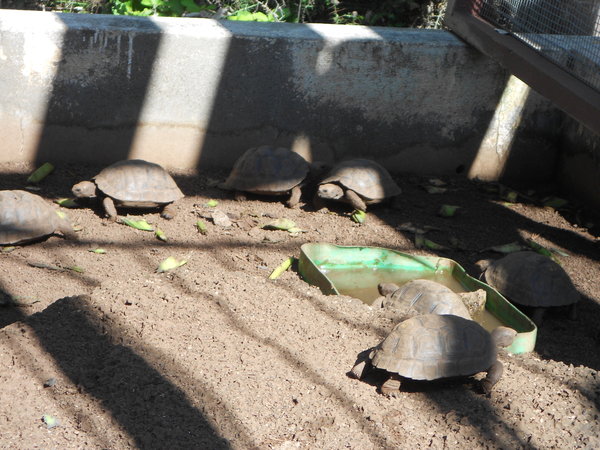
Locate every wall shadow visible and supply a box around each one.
[22,294,233,448]
[34,14,162,166]
[194,22,531,182]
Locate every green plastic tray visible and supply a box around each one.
[298,242,537,354]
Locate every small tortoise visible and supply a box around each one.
[316,158,401,212]
[351,314,516,396]
[220,146,320,208]
[0,190,75,245]
[72,159,184,221]
[371,279,473,320]
[481,251,579,325]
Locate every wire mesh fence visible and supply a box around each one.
[473,0,600,93]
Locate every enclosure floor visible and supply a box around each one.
[1,163,598,449]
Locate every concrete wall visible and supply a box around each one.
[0,9,562,180]
[559,120,600,210]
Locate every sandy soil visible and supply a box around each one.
[0,161,599,449]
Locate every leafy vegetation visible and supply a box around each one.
[30,0,446,29]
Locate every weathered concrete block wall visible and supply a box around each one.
[559,120,600,209]
[0,9,561,179]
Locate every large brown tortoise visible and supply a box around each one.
[316,158,401,212]
[71,159,184,221]
[481,251,579,325]
[371,279,473,320]
[219,146,321,208]
[351,314,516,396]
[0,190,75,245]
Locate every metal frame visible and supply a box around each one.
[445,0,600,135]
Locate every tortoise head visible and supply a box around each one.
[491,326,517,348]
[378,282,400,297]
[318,183,344,200]
[71,181,97,198]
[308,161,329,177]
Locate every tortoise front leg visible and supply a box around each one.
[380,373,402,397]
[481,360,503,395]
[345,189,368,212]
[102,197,118,221]
[234,191,247,202]
[161,203,176,220]
[312,193,327,212]
[286,185,302,208]
[57,220,77,240]
[370,296,385,309]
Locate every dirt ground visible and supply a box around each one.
[0,161,599,449]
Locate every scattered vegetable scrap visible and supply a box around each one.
[27,261,85,273]
[55,198,80,208]
[28,261,62,271]
[196,220,208,235]
[481,242,525,254]
[120,217,154,231]
[263,218,297,231]
[423,185,447,194]
[542,196,568,209]
[396,222,441,234]
[351,209,366,224]
[438,205,460,217]
[269,257,295,279]
[27,162,55,184]
[502,190,518,203]
[157,256,187,273]
[42,414,60,429]
[525,238,562,264]
[415,233,447,250]
[155,229,167,242]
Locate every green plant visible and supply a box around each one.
[41,0,107,13]
[220,0,447,27]
[110,0,215,16]
[103,0,447,28]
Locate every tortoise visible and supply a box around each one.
[481,251,579,325]
[71,159,184,221]
[219,146,321,208]
[371,279,473,320]
[351,314,516,396]
[315,158,401,212]
[0,190,75,245]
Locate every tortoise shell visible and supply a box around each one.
[370,314,496,381]
[377,279,471,320]
[94,159,184,206]
[220,146,310,195]
[0,190,73,244]
[483,251,578,307]
[319,159,401,202]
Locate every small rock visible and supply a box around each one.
[211,210,232,227]
[43,378,57,388]
[227,211,241,221]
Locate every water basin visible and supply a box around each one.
[298,242,537,354]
